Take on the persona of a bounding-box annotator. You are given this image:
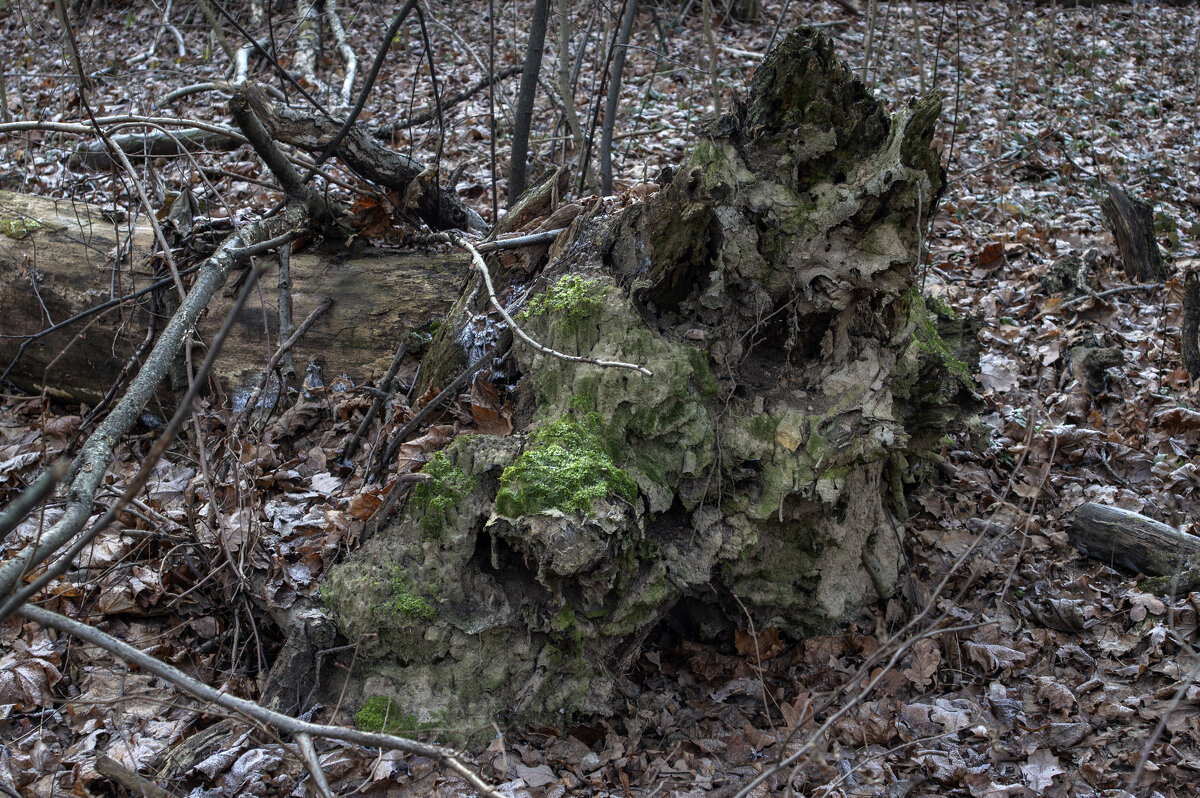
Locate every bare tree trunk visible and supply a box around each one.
[508,0,552,205]
[600,0,636,195]
[557,0,585,162]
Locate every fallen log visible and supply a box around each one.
[69,128,241,170]
[1069,502,1200,595]
[0,189,465,404]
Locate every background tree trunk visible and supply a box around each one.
[507,0,551,205]
[321,27,978,743]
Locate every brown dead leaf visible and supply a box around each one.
[779,695,811,731]
[974,241,1008,272]
[963,641,1027,673]
[733,626,785,660]
[902,637,941,688]
[347,490,384,520]
[1035,677,1076,711]
[1128,590,1166,622]
[42,415,82,439]
[1021,748,1064,793]
[395,424,456,474]
[468,373,513,436]
[0,647,60,710]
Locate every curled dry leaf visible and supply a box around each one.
[963,641,1027,674]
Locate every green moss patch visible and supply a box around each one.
[0,217,43,239]
[355,695,412,733]
[410,451,476,537]
[388,567,435,621]
[520,274,607,332]
[909,290,973,384]
[495,412,638,517]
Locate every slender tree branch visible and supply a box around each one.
[0,460,69,541]
[342,339,408,463]
[373,65,523,139]
[16,603,504,798]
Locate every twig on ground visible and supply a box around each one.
[235,297,334,435]
[475,228,565,252]
[375,353,499,482]
[16,603,504,798]
[277,242,296,378]
[294,733,334,798]
[95,755,180,798]
[342,339,408,463]
[324,0,358,106]
[1035,282,1164,318]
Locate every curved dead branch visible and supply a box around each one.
[17,603,504,798]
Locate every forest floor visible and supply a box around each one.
[3,1,1200,796]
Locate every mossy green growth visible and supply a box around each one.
[0,217,43,239]
[750,413,779,442]
[495,412,637,517]
[520,274,607,332]
[549,602,584,654]
[409,451,475,537]
[909,290,972,384]
[388,566,435,621]
[687,348,718,396]
[354,695,414,734]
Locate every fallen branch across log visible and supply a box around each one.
[1069,502,1200,595]
[241,82,487,232]
[0,188,465,403]
[69,127,240,169]
[0,200,311,602]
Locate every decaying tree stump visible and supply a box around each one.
[321,28,978,742]
[1100,183,1167,283]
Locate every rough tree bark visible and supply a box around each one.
[320,28,978,743]
[1100,183,1167,283]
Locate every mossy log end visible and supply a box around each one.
[321,27,980,743]
[1070,502,1200,595]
